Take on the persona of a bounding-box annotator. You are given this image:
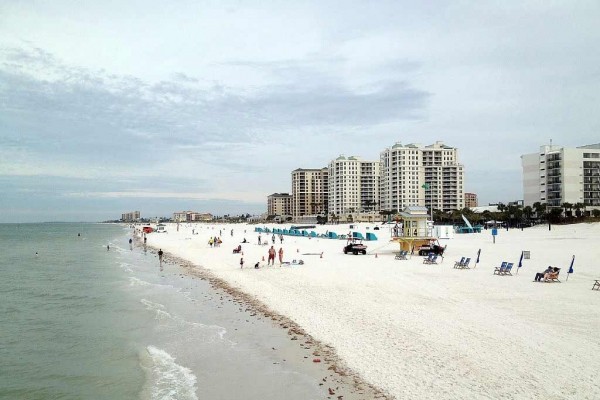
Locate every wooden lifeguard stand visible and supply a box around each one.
[390,206,436,252]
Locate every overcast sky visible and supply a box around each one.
[1,1,599,222]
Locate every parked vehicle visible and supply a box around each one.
[417,240,446,256]
[343,239,367,255]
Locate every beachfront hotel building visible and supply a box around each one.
[521,143,600,209]
[291,168,328,219]
[121,211,140,222]
[379,141,465,213]
[328,156,380,216]
[465,192,478,208]
[172,211,213,222]
[267,193,292,216]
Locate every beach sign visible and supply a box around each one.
[491,228,498,243]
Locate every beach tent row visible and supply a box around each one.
[254,227,377,241]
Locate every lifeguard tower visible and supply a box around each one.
[390,206,436,252]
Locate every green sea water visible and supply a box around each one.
[0,223,145,399]
[0,223,326,400]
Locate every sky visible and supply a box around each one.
[1,1,599,222]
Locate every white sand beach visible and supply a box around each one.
[146,222,600,399]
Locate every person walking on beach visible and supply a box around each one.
[278,247,284,265]
[258,235,262,245]
[268,246,276,266]
[240,257,244,269]
[279,234,283,244]
[158,249,164,268]
[272,234,276,245]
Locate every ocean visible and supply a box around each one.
[0,223,328,400]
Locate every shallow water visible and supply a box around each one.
[0,223,328,400]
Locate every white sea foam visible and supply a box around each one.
[141,299,172,320]
[140,299,229,342]
[130,277,151,287]
[146,345,198,400]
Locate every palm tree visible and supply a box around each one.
[561,202,573,218]
[574,202,585,218]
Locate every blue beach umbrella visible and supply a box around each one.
[566,255,575,281]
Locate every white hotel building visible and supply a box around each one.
[327,156,380,215]
[521,143,600,209]
[379,141,464,213]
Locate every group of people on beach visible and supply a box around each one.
[208,237,222,247]
[240,245,284,269]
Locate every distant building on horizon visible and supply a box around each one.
[291,168,328,220]
[267,193,292,217]
[173,211,213,222]
[121,211,140,222]
[521,143,600,210]
[465,192,478,208]
[328,155,380,216]
[380,141,464,213]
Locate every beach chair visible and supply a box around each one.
[395,250,408,260]
[232,245,241,254]
[423,254,438,264]
[544,268,561,283]
[592,280,600,290]
[454,257,466,268]
[493,262,508,275]
[456,257,471,269]
[502,263,514,276]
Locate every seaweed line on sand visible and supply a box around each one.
[136,235,391,399]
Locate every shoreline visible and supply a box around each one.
[139,222,600,399]
[134,232,390,400]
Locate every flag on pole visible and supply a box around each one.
[566,255,575,281]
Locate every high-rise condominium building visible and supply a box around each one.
[465,192,478,208]
[291,168,328,218]
[328,156,380,216]
[380,141,464,213]
[521,144,600,209]
[121,211,140,222]
[267,193,292,216]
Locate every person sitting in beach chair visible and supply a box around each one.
[544,267,561,282]
[534,266,553,282]
[233,245,242,254]
[395,250,408,260]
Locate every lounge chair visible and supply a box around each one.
[423,254,438,264]
[454,257,465,268]
[544,268,561,283]
[493,261,508,275]
[593,280,600,291]
[395,250,408,260]
[456,257,471,269]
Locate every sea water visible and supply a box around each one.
[0,223,324,400]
